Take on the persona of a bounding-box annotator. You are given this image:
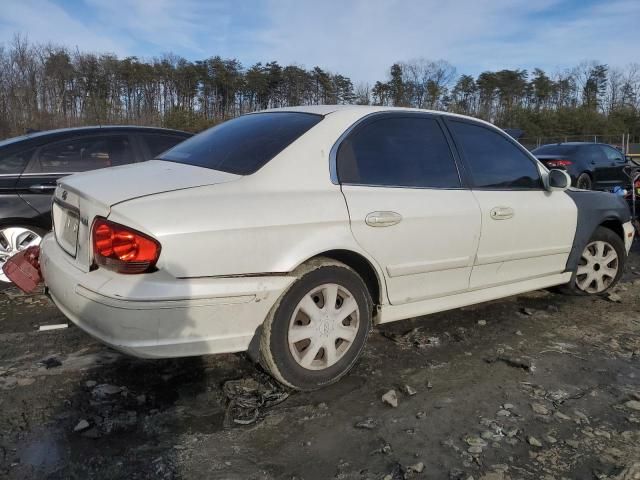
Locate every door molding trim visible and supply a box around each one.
[387,256,472,277]
[475,246,572,265]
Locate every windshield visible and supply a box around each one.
[159,112,323,175]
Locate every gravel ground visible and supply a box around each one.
[1,250,640,480]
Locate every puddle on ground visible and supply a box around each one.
[17,429,64,473]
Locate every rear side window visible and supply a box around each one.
[29,136,134,173]
[450,121,542,189]
[337,116,460,188]
[600,145,626,163]
[141,134,188,159]
[159,113,322,175]
[0,148,34,174]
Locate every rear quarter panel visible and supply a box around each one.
[108,178,367,278]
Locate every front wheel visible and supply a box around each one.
[259,258,372,391]
[571,227,625,295]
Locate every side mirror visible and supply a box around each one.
[547,169,571,191]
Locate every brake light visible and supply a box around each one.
[92,218,161,274]
[544,159,572,168]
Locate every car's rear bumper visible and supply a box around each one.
[39,233,294,358]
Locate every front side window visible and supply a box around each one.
[449,121,542,189]
[584,145,607,165]
[0,148,34,175]
[337,116,460,188]
[30,136,134,174]
[159,112,322,175]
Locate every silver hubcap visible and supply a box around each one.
[288,283,360,371]
[0,227,42,283]
[575,240,619,293]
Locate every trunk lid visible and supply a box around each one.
[52,160,241,270]
[60,160,240,207]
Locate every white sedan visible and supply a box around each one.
[40,105,634,390]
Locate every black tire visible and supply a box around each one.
[576,172,592,190]
[259,257,372,391]
[562,226,625,296]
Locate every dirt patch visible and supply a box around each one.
[1,250,640,479]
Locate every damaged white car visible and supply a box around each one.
[40,106,634,390]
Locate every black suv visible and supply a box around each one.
[532,142,628,191]
[0,126,191,281]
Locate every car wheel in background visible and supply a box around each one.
[565,227,625,296]
[576,172,592,190]
[260,258,372,391]
[0,226,45,283]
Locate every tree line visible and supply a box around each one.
[1,36,639,142]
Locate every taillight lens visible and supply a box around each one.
[92,218,161,274]
[544,159,572,168]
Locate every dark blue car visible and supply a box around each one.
[532,142,628,191]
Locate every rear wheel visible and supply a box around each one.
[569,227,624,295]
[260,258,372,391]
[576,173,592,190]
[0,226,45,283]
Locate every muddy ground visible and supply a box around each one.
[2,252,640,480]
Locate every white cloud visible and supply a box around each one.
[83,0,232,56]
[0,0,130,55]
[0,0,638,82]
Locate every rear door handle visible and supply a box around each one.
[490,206,514,220]
[29,184,57,193]
[365,211,402,227]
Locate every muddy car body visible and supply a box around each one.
[40,106,634,390]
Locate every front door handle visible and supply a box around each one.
[29,184,57,193]
[365,211,402,227]
[490,206,514,220]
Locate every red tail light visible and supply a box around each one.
[544,159,572,168]
[92,218,161,274]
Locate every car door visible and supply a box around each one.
[337,113,482,305]
[445,118,577,290]
[599,145,628,188]
[17,134,136,215]
[0,145,38,225]
[582,144,610,189]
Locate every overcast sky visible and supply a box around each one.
[0,0,638,83]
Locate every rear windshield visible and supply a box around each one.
[532,144,579,156]
[159,112,322,175]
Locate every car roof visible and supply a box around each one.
[0,125,191,149]
[257,104,502,130]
